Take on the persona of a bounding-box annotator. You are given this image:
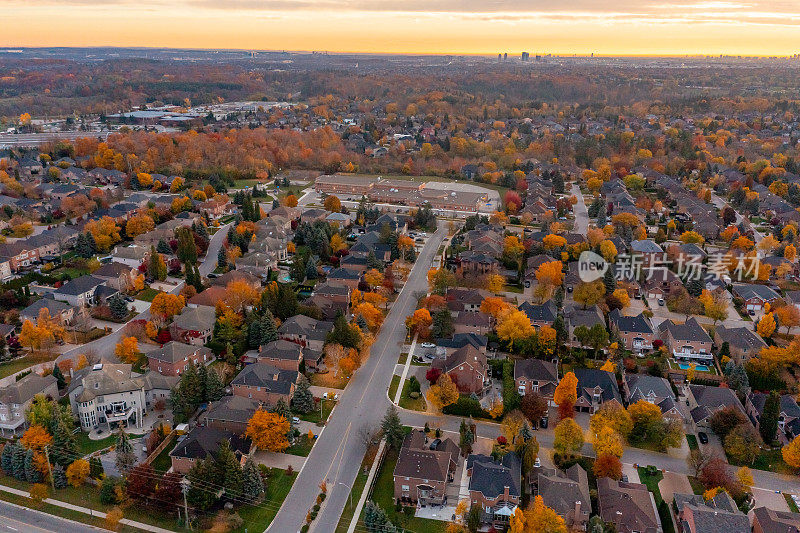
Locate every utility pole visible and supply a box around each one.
[43,445,54,490]
[181,478,192,531]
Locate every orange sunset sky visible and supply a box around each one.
[4,0,800,56]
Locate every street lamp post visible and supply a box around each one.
[338,481,353,509]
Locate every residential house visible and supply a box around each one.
[519,300,558,329]
[434,333,488,358]
[170,306,216,345]
[68,362,178,432]
[657,318,713,362]
[731,283,781,313]
[447,288,491,313]
[111,244,149,268]
[257,339,303,372]
[432,344,489,395]
[597,478,662,533]
[685,384,747,431]
[674,491,749,533]
[230,362,297,407]
[630,239,666,269]
[326,268,361,291]
[746,392,800,443]
[514,359,558,405]
[751,506,800,533]
[202,395,261,434]
[453,312,491,335]
[609,309,654,353]
[278,315,334,352]
[146,342,214,377]
[92,262,138,292]
[458,251,498,276]
[714,325,767,365]
[0,373,58,437]
[623,374,682,422]
[573,368,623,413]
[467,453,521,529]
[393,430,459,507]
[563,305,605,347]
[20,298,77,325]
[535,464,591,531]
[0,241,40,272]
[52,275,106,307]
[642,269,683,301]
[169,426,251,474]
[187,286,227,309]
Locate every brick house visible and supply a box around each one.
[574,368,623,414]
[609,309,654,353]
[623,374,682,423]
[146,342,214,376]
[597,478,662,533]
[519,300,557,330]
[169,426,251,474]
[257,339,303,372]
[514,359,558,405]
[467,452,521,528]
[393,430,460,507]
[751,506,800,533]
[746,392,800,444]
[170,306,216,346]
[713,325,767,365]
[202,396,261,434]
[657,318,713,362]
[432,344,489,395]
[230,363,297,407]
[731,283,781,313]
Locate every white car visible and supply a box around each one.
[420,342,436,349]
[534,458,541,468]
[292,417,300,424]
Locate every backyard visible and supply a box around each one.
[637,466,675,533]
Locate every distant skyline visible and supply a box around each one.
[5,0,800,56]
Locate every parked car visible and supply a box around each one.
[698,432,709,444]
[292,417,300,424]
[540,417,548,429]
[658,298,665,306]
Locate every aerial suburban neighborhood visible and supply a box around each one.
[0,45,800,533]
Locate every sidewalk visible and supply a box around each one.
[0,483,176,533]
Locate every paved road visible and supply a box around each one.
[267,223,447,533]
[709,191,764,243]
[0,499,101,533]
[55,223,230,367]
[571,182,589,235]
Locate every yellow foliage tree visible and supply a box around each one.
[149,293,186,322]
[125,214,155,238]
[496,308,535,347]
[85,216,121,252]
[593,425,624,458]
[426,374,460,411]
[757,312,777,338]
[115,336,139,364]
[553,418,584,454]
[600,240,618,262]
[66,459,90,487]
[245,409,291,452]
[553,372,578,410]
[782,435,800,469]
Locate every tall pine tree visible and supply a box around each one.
[241,457,264,502]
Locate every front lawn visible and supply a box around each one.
[398,379,426,412]
[370,447,447,533]
[0,352,59,379]
[294,399,335,424]
[728,447,793,474]
[309,372,349,390]
[686,434,698,451]
[135,288,161,302]
[232,467,296,532]
[74,431,118,456]
[388,374,401,400]
[286,434,314,457]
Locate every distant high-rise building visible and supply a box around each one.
[498,53,502,60]
[503,52,507,60]
[522,52,529,61]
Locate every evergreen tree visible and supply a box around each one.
[191,264,203,293]
[248,320,263,349]
[217,246,228,270]
[431,309,454,339]
[157,239,172,255]
[170,385,189,423]
[596,202,607,226]
[89,456,104,479]
[187,458,219,511]
[274,399,292,425]
[1,442,14,474]
[217,440,244,500]
[356,314,368,332]
[241,457,264,502]
[24,448,41,483]
[100,476,121,504]
[52,463,67,489]
[260,311,278,344]
[198,363,209,404]
[687,277,704,297]
[381,406,404,450]
[327,314,361,350]
[364,501,396,533]
[181,362,203,408]
[204,367,225,403]
[292,376,315,414]
[50,410,77,468]
[109,294,129,320]
[51,364,66,389]
[603,266,617,295]
[760,391,781,444]
[176,227,198,265]
[366,250,382,271]
[12,442,26,480]
[194,221,209,240]
[305,256,318,280]
[114,430,136,475]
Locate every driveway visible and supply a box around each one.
[571,182,589,236]
[658,471,693,503]
[253,450,306,472]
[751,487,790,512]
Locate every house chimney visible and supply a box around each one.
[574,500,581,519]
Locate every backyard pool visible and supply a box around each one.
[677,362,710,372]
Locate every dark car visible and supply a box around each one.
[698,432,709,444]
[539,417,548,429]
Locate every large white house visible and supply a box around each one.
[67,361,176,432]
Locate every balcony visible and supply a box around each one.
[672,347,713,361]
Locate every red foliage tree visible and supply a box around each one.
[425,367,442,386]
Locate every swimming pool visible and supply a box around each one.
[677,362,710,372]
